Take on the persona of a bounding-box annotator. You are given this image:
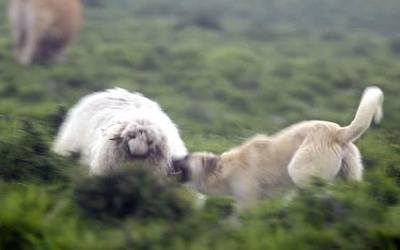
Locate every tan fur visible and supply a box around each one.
[173,87,384,208]
[8,0,82,65]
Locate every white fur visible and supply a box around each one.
[53,88,187,175]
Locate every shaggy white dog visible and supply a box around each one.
[53,88,188,175]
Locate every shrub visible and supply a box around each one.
[45,105,67,136]
[207,48,262,90]
[83,0,105,7]
[321,31,345,41]
[0,120,68,183]
[0,83,18,97]
[389,37,400,55]
[0,184,90,250]
[202,196,235,221]
[177,2,223,30]
[74,166,193,221]
[235,181,400,250]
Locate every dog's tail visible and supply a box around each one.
[336,86,383,144]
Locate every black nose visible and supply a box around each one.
[170,156,190,183]
[171,158,185,173]
[172,154,188,168]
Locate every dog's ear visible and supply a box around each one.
[203,154,220,174]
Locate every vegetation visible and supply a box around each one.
[0,0,399,249]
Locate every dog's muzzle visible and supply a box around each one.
[170,156,191,183]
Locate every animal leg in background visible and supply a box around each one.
[17,4,40,65]
[8,0,26,58]
[13,2,52,65]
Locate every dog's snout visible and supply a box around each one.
[172,158,185,171]
[173,154,190,166]
[171,156,191,182]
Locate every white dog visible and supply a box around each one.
[172,87,384,208]
[53,88,187,175]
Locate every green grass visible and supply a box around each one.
[0,0,399,249]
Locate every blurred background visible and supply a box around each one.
[0,0,399,249]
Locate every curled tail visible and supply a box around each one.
[337,86,384,143]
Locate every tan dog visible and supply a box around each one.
[173,87,384,208]
[8,0,82,65]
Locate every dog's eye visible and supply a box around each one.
[130,133,136,139]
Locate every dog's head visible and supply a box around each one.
[171,152,220,186]
[106,120,167,160]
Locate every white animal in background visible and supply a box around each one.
[8,0,82,65]
[172,86,384,208]
[53,88,188,176]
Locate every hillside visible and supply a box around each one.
[0,0,399,249]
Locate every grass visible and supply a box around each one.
[0,0,399,249]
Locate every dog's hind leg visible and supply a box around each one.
[8,0,27,58]
[338,143,363,181]
[18,3,53,65]
[288,126,343,187]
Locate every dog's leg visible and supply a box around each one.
[231,176,259,210]
[17,1,39,65]
[338,143,363,181]
[18,5,53,65]
[288,127,343,187]
[8,0,26,58]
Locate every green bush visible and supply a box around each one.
[207,47,262,90]
[74,166,194,221]
[0,120,68,183]
[389,37,400,54]
[0,184,93,250]
[0,0,399,249]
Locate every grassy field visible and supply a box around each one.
[0,0,399,249]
